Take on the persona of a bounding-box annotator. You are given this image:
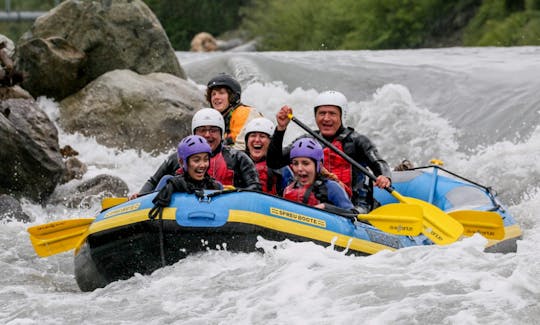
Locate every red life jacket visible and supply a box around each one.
[255,160,278,195]
[208,152,234,186]
[283,182,320,206]
[322,138,353,196]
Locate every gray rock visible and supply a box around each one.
[0,85,33,100]
[15,37,86,100]
[0,99,65,202]
[62,157,88,184]
[48,174,129,209]
[0,34,14,57]
[16,0,185,100]
[0,194,31,223]
[59,69,206,154]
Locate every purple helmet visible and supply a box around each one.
[177,135,211,171]
[290,138,324,172]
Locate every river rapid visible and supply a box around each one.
[1,47,539,324]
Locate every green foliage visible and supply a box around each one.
[142,0,248,50]
[241,0,483,50]
[3,0,540,50]
[466,10,540,45]
[0,0,58,41]
[5,0,58,11]
[240,0,350,50]
[464,0,540,45]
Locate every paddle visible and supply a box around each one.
[448,210,505,240]
[288,113,464,245]
[101,197,128,210]
[27,218,94,257]
[357,203,422,236]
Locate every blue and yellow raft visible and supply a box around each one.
[73,165,521,291]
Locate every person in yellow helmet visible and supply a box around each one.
[206,73,261,150]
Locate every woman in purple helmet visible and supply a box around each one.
[151,135,222,208]
[283,138,354,213]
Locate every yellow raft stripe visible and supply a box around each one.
[228,209,394,254]
[84,208,521,253]
[88,208,177,234]
[485,224,522,248]
[86,208,393,255]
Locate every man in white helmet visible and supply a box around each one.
[132,108,261,198]
[267,90,391,212]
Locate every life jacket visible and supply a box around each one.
[223,104,261,148]
[322,137,353,196]
[255,160,278,195]
[283,179,328,206]
[208,151,235,186]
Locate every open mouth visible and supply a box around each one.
[297,173,310,184]
[193,168,206,177]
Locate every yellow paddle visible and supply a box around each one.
[27,218,94,257]
[101,197,128,210]
[288,114,464,245]
[358,203,423,236]
[448,210,505,240]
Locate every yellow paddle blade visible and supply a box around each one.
[101,197,129,210]
[27,218,94,257]
[448,210,505,240]
[391,192,464,245]
[357,203,423,236]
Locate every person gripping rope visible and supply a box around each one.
[131,108,261,199]
[151,135,222,208]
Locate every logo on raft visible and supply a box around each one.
[104,203,141,219]
[270,207,327,228]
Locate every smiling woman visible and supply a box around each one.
[284,138,355,212]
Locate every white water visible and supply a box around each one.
[1,47,539,324]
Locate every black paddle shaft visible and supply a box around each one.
[290,115,395,193]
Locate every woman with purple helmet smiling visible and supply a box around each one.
[283,138,354,213]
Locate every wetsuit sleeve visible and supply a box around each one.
[234,150,262,191]
[139,152,181,194]
[354,134,391,179]
[267,130,293,169]
[325,180,354,210]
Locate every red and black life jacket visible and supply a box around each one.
[208,151,235,187]
[255,160,280,195]
[322,137,353,197]
[283,179,328,206]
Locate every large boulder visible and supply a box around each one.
[0,194,31,223]
[14,37,86,100]
[1,34,29,99]
[47,174,129,209]
[15,0,185,100]
[59,69,206,153]
[0,34,14,57]
[0,99,65,202]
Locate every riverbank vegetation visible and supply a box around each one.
[1,0,539,50]
[240,0,540,50]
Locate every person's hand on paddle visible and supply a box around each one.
[374,175,391,189]
[276,105,293,131]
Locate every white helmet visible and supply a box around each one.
[244,117,276,140]
[313,90,349,122]
[191,108,225,135]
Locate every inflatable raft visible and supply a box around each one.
[61,165,520,291]
[27,164,522,292]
